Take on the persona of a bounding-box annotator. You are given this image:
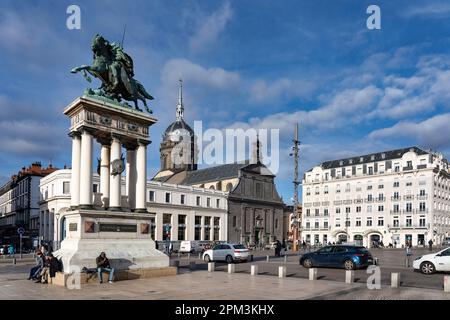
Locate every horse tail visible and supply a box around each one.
[134,80,154,100]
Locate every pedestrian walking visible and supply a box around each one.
[428,239,433,251]
[7,244,14,257]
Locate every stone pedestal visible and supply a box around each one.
[53,209,168,273]
[57,96,168,275]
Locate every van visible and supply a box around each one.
[179,241,201,253]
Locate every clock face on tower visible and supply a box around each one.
[111,159,125,175]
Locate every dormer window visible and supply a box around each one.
[371,155,375,161]
[360,157,364,162]
[339,160,343,166]
[349,159,353,164]
[381,153,385,159]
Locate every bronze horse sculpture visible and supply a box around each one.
[71,34,154,113]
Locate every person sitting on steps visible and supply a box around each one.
[96,252,115,284]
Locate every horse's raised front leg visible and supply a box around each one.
[70,65,89,74]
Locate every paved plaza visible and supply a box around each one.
[1,248,449,300]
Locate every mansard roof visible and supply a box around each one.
[312,146,430,171]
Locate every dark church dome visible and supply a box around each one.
[162,118,194,142]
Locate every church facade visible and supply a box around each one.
[153,81,284,246]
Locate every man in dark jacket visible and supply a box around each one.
[96,252,115,284]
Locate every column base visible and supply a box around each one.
[134,208,148,213]
[78,204,94,210]
[109,206,123,212]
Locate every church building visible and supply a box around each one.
[152,80,285,246]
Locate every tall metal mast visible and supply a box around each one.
[292,123,301,251]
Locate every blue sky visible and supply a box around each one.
[2,0,450,203]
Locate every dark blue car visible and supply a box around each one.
[299,245,373,270]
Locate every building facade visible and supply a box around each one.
[0,162,57,249]
[39,169,228,248]
[302,147,450,247]
[152,81,285,247]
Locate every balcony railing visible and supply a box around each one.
[417,194,428,200]
[333,200,342,205]
[375,197,386,202]
[343,200,352,205]
[321,201,330,206]
[391,196,400,201]
[313,202,321,207]
[364,199,374,203]
[389,224,428,230]
[403,195,414,200]
[354,199,363,204]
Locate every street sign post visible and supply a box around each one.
[17,227,25,259]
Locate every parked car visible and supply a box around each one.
[299,245,373,270]
[264,242,277,250]
[442,237,450,247]
[202,243,249,263]
[413,247,450,274]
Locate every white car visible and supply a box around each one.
[413,247,450,274]
[202,243,249,263]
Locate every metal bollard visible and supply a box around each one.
[405,258,410,268]
[188,253,191,260]
[284,255,287,263]
[391,272,401,288]
[12,258,16,265]
[444,275,450,293]
[251,265,259,275]
[228,264,235,274]
[189,261,196,271]
[208,262,215,272]
[374,258,378,265]
[250,254,254,262]
[345,270,354,284]
[309,268,317,281]
[266,255,270,262]
[198,253,202,259]
[177,252,180,258]
[278,266,286,278]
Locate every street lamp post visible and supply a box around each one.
[55,213,60,250]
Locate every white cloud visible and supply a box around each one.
[369,113,450,149]
[229,85,382,134]
[249,78,316,104]
[161,58,240,91]
[403,2,450,19]
[189,2,233,52]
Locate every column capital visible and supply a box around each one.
[97,137,112,146]
[68,131,81,139]
[80,126,97,136]
[111,133,126,142]
[123,141,138,150]
[137,138,151,146]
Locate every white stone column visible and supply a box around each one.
[156,212,163,241]
[43,210,48,241]
[210,220,215,241]
[201,216,205,240]
[126,148,137,210]
[171,214,178,241]
[70,132,81,208]
[79,129,93,208]
[99,143,110,208]
[135,141,148,212]
[109,136,122,210]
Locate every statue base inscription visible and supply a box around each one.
[53,209,169,273]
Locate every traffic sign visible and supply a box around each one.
[17,227,25,235]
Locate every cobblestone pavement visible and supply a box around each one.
[0,261,449,300]
[172,247,450,291]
